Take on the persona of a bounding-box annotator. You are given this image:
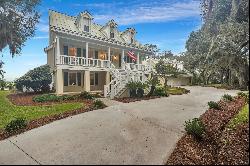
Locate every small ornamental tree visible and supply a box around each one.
[0,61,4,79]
[155,59,179,87]
[0,79,6,90]
[15,65,52,92]
[146,73,160,97]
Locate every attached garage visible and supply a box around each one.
[167,74,192,87]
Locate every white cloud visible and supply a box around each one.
[36,23,49,32]
[92,0,201,25]
[32,36,49,39]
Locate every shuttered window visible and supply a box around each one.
[90,72,99,86]
[64,72,68,86]
[95,73,99,85]
[77,72,81,86]
[94,50,98,59]
[69,73,77,85]
[77,48,81,57]
[83,49,86,58]
[63,46,68,55]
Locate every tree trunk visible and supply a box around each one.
[147,86,155,97]
[235,63,249,90]
[164,76,168,87]
[225,69,230,85]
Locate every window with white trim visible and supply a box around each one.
[64,72,82,86]
[90,72,99,86]
[84,25,89,32]
[69,73,77,85]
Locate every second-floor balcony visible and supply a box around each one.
[58,55,152,72]
[59,55,111,68]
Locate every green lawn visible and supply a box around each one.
[0,91,84,129]
[228,104,249,129]
[166,87,190,95]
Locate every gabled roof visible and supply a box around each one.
[107,19,118,28]
[78,10,93,19]
[48,10,152,52]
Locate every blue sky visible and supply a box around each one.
[1,0,201,81]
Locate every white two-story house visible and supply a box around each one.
[44,10,153,98]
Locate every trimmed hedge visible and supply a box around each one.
[184,118,205,140]
[222,94,233,102]
[79,91,94,99]
[5,118,27,133]
[33,94,75,102]
[208,101,221,110]
[33,91,97,103]
[93,100,106,109]
[154,87,169,97]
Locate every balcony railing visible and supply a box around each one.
[125,63,152,72]
[58,55,152,72]
[59,55,111,68]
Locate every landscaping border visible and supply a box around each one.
[0,103,107,141]
[114,96,162,103]
[7,93,93,106]
[166,95,248,165]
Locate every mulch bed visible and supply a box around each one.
[114,96,162,103]
[7,93,93,106]
[166,97,248,165]
[200,97,246,144]
[167,134,217,165]
[218,123,249,165]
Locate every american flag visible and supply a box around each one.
[127,50,137,60]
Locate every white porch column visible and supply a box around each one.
[55,69,63,95]
[56,36,60,64]
[122,49,125,69]
[84,70,90,92]
[108,47,111,61]
[86,42,89,66]
[105,71,110,85]
[137,52,140,65]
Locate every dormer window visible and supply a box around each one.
[84,25,89,32]
[110,28,114,38]
[75,11,93,33]
[110,32,114,38]
[121,27,137,44]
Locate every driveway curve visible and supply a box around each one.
[0,86,239,165]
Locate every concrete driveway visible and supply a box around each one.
[0,86,239,165]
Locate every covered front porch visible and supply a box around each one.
[54,69,110,95]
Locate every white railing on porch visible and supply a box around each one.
[125,63,152,72]
[59,55,111,68]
